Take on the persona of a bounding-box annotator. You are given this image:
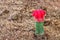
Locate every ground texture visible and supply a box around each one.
[0,0,60,40]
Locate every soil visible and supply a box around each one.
[0,0,60,40]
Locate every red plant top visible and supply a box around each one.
[32,9,46,22]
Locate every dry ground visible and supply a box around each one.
[0,0,60,40]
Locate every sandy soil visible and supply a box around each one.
[0,0,60,40]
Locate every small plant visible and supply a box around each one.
[32,9,46,35]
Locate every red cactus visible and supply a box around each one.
[32,9,46,22]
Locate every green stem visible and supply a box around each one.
[35,22,44,35]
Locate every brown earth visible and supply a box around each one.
[0,0,60,40]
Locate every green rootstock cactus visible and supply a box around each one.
[35,22,44,35]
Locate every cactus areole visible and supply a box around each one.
[32,9,46,35]
[32,9,46,22]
